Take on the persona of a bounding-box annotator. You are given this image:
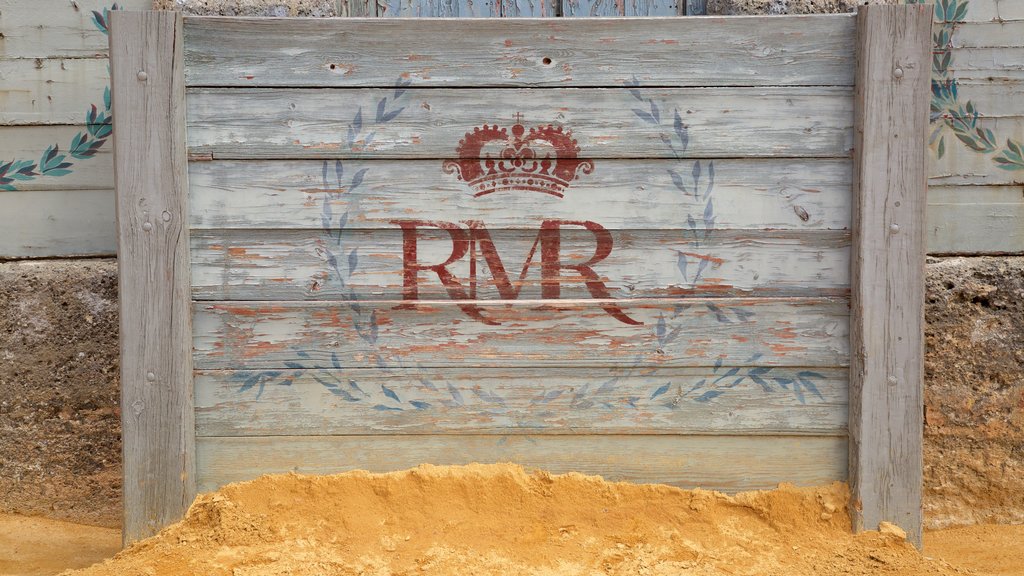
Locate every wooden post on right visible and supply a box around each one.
[849,3,932,548]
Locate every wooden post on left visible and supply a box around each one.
[109,10,195,546]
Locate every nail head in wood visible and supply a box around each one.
[137,70,148,81]
[893,67,904,79]
[889,224,900,234]
[142,221,152,231]
[146,372,156,382]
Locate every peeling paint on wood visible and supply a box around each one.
[181,16,857,88]
[195,367,848,436]
[196,435,849,493]
[192,298,850,370]
[187,159,853,231]
[190,229,851,300]
[185,87,854,159]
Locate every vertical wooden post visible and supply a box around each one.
[685,0,706,15]
[850,4,931,548]
[338,0,374,16]
[109,10,195,545]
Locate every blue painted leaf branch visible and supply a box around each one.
[0,4,119,192]
[314,78,412,348]
[907,0,1024,170]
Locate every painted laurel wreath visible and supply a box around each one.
[234,79,825,409]
[0,5,118,191]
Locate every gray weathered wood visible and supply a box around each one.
[0,126,114,191]
[501,0,558,17]
[377,0,498,16]
[0,58,111,125]
[181,16,856,87]
[187,158,853,231]
[927,185,1024,254]
[189,229,851,300]
[562,0,622,16]
[0,0,151,59]
[337,0,374,16]
[956,0,1024,23]
[195,367,849,436]
[185,87,853,159]
[109,10,195,545]
[0,189,115,258]
[196,434,848,493]
[849,4,930,548]
[192,298,850,369]
[685,0,705,16]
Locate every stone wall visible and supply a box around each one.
[923,257,1024,529]
[706,0,898,14]
[0,260,121,528]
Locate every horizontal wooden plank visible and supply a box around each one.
[192,297,850,369]
[563,0,623,16]
[185,87,854,159]
[929,118,1024,187]
[0,0,150,58]
[952,22,1024,48]
[195,366,849,436]
[947,47,1024,81]
[0,188,115,258]
[0,57,110,125]
[927,185,1024,254]
[501,0,557,17]
[957,0,1024,23]
[188,158,853,231]
[195,434,848,493]
[190,229,850,300]
[182,15,855,88]
[377,0,500,16]
[0,125,113,191]
[930,80,1024,118]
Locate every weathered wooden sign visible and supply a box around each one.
[109,7,931,545]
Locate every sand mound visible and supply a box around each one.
[66,464,968,576]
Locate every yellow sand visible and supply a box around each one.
[66,464,970,576]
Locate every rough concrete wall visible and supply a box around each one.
[923,257,1024,529]
[151,0,337,15]
[0,260,121,528]
[706,0,898,15]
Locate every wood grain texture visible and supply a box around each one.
[377,0,498,17]
[109,10,195,545]
[953,22,1024,48]
[0,189,115,258]
[623,0,679,16]
[185,87,853,159]
[849,4,930,548]
[562,0,623,16]
[187,158,853,231]
[927,186,1024,254]
[181,16,856,88]
[0,58,111,125]
[195,434,848,493]
[957,0,1024,23]
[685,0,706,15]
[337,0,374,16]
[195,367,849,436]
[189,229,850,300]
[0,126,113,191]
[192,298,850,370]
[929,116,1024,187]
[501,0,558,17]
[0,0,151,59]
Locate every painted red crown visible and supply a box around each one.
[442,120,594,198]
